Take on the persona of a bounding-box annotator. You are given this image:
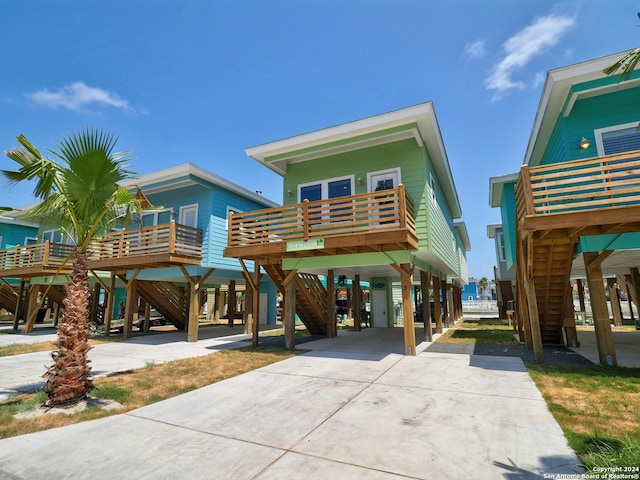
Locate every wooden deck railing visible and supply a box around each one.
[0,222,202,275]
[517,149,640,218]
[0,241,74,271]
[227,185,416,249]
[89,221,203,260]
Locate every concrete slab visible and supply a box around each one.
[572,329,640,367]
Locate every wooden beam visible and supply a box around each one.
[90,270,111,293]
[228,280,236,328]
[284,272,296,349]
[397,263,416,355]
[562,282,579,348]
[631,268,640,321]
[104,273,116,336]
[252,260,261,348]
[327,269,336,338]
[124,277,138,339]
[187,276,201,342]
[586,250,613,274]
[523,275,544,364]
[421,270,433,342]
[584,251,617,366]
[608,278,623,328]
[353,274,362,332]
[433,276,442,333]
[13,280,26,330]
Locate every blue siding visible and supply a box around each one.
[0,224,38,248]
[499,182,517,270]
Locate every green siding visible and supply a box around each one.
[282,138,460,276]
[500,182,517,270]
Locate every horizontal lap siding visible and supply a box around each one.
[500,182,517,270]
[0,224,37,248]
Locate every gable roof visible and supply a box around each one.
[119,163,279,208]
[245,102,462,218]
[524,50,640,167]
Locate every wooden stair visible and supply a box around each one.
[262,264,329,335]
[529,241,576,343]
[0,284,19,313]
[136,280,187,330]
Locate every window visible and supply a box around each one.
[595,122,640,155]
[496,231,506,262]
[24,237,38,246]
[429,173,436,203]
[179,204,198,228]
[298,176,353,202]
[132,208,173,228]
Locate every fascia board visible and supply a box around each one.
[489,173,519,207]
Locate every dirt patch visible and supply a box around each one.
[14,397,123,419]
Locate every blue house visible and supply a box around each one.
[489,50,640,365]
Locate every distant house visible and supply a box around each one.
[489,51,640,365]
[461,279,478,301]
[487,222,515,318]
[225,103,470,355]
[0,163,280,342]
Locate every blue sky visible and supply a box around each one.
[2,1,639,280]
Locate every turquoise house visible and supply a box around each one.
[489,51,640,365]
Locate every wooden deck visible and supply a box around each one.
[224,185,418,263]
[0,222,203,278]
[517,149,640,240]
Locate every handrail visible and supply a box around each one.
[517,149,640,217]
[0,222,203,273]
[227,185,416,248]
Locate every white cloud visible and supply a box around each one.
[465,39,487,60]
[26,82,132,113]
[485,13,575,101]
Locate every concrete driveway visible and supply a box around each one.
[0,327,583,479]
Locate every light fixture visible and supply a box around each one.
[356,177,363,186]
[579,137,591,149]
[287,189,293,197]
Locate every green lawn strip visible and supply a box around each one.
[527,363,640,472]
[437,319,519,345]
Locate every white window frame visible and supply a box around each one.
[594,121,640,156]
[179,204,199,228]
[226,206,242,231]
[297,175,355,202]
[429,173,436,204]
[24,236,38,246]
[0,235,3,248]
[496,231,506,262]
[366,167,402,193]
[139,207,174,227]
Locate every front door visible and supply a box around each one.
[179,204,198,228]
[369,169,400,193]
[372,290,388,327]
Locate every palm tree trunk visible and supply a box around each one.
[43,251,94,407]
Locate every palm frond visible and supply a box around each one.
[603,47,640,81]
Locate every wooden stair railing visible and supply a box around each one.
[262,264,329,335]
[136,280,188,330]
[0,284,19,314]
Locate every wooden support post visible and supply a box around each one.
[284,273,296,349]
[433,276,442,333]
[327,269,336,338]
[421,270,432,342]
[124,278,138,339]
[143,300,151,334]
[252,260,260,348]
[584,251,617,366]
[187,276,201,342]
[104,273,116,337]
[22,284,40,333]
[13,280,27,330]
[228,280,236,328]
[563,282,579,348]
[244,286,253,335]
[523,275,545,364]
[607,278,623,327]
[90,284,100,325]
[576,278,587,318]
[398,264,416,355]
[631,268,640,324]
[353,275,362,332]
[442,282,449,328]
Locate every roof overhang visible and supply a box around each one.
[119,163,279,208]
[454,221,471,251]
[245,102,462,218]
[488,172,519,208]
[487,223,502,239]
[524,50,639,167]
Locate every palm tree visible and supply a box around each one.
[3,129,142,407]
[602,12,640,81]
[477,277,489,301]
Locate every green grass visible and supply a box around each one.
[437,318,519,345]
[528,363,640,472]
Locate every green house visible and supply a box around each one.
[225,102,469,355]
